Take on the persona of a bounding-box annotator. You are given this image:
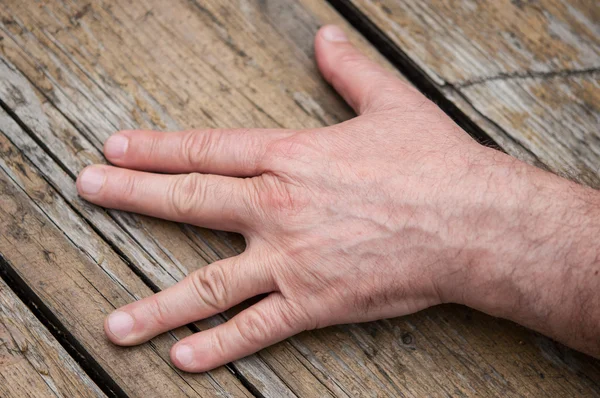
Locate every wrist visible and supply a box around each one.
[438,147,600,353]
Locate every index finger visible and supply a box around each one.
[103,128,294,176]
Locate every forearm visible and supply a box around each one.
[445,148,600,356]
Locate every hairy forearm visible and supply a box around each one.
[444,148,600,356]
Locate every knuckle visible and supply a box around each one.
[234,129,262,172]
[210,329,227,358]
[278,300,310,331]
[266,139,299,161]
[325,50,365,82]
[181,131,213,169]
[251,174,305,216]
[262,175,296,212]
[147,295,171,329]
[331,53,369,86]
[146,134,162,160]
[337,50,366,68]
[237,308,271,346]
[190,266,229,311]
[119,172,138,200]
[261,132,318,171]
[171,173,203,217]
[239,177,261,209]
[253,134,315,216]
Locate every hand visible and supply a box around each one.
[76,25,600,371]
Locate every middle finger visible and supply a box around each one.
[77,165,257,232]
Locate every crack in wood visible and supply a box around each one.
[325,0,502,149]
[455,66,600,89]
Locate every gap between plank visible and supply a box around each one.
[1,3,506,393]
[0,3,504,391]
[325,0,501,149]
[0,96,267,398]
[0,253,126,398]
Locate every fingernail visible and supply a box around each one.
[107,311,134,340]
[104,134,129,159]
[78,167,105,195]
[175,344,194,366]
[321,25,348,42]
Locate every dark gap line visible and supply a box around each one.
[325,0,501,150]
[0,254,127,398]
[0,97,77,180]
[0,97,160,294]
[0,97,265,397]
[1,4,509,396]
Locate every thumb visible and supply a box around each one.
[315,25,408,115]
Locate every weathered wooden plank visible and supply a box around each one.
[0,0,392,395]
[0,276,105,398]
[1,0,599,397]
[344,0,600,186]
[458,76,600,186]
[0,36,302,398]
[0,111,252,397]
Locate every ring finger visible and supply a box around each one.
[104,255,276,346]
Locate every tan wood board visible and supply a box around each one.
[0,0,599,396]
[0,111,253,396]
[348,0,600,187]
[0,276,106,398]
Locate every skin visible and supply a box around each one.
[76,25,600,372]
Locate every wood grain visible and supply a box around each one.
[0,276,105,398]
[0,0,599,397]
[0,110,252,396]
[346,0,600,186]
[0,33,302,398]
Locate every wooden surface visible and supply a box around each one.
[345,0,600,187]
[0,0,598,397]
[0,276,105,397]
[0,107,253,397]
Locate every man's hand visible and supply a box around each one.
[76,25,600,371]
